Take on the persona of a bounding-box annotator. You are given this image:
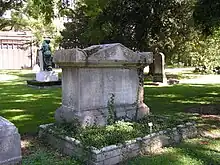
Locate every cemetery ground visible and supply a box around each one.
[0,69,220,165]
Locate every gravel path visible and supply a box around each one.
[180,75,220,84]
[164,67,220,84]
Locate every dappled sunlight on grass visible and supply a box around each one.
[129,137,220,165]
[144,84,220,135]
[211,129,220,135]
[10,114,33,121]
[176,139,220,165]
[0,70,219,164]
[144,84,220,115]
[0,70,61,134]
[20,94,35,97]
[0,74,19,81]
[151,94,181,98]
[187,138,220,151]
[173,99,213,104]
[2,81,25,86]
[188,84,206,87]
[129,147,204,165]
[207,92,219,95]
[1,109,25,113]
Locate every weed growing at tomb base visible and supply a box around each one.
[47,115,191,149]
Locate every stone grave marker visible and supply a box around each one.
[0,116,22,165]
[153,52,167,83]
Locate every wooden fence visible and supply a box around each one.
[0,31,37,70]
[0,47,35,69]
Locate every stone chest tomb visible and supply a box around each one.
[53,43,153,126]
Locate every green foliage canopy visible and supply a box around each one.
[194,0,220,35]
[0,0,23,30]
[61,0,196,62]
[2,0,220,69]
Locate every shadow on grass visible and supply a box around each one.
[127,152,185,165]
[175,139,220,165]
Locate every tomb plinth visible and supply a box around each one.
[27,50,61,88]
[36,70,59,82]
[53,43,153,126]
[35,50,59,82]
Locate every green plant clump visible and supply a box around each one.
[22,149,80,165]
[48,115,190,149]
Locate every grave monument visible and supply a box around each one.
[53,43,153,126]
[36,38,58,82]
[39,45,198,164]
[27,38,61,87]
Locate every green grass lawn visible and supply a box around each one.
[128,138,220,165]
[0,70,61,134]
[0,70,219,165]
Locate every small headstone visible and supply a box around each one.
[153,52,167,83]
[0,116,22,165]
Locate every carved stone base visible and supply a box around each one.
[36,71,58,82]
[27,79,61,88]
[137,103,150,119]
[55,103,150,126]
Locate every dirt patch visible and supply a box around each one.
[185,104,220,115]
[186,104,220,139]
[21,135,38,156]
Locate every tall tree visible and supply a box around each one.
[0,0,23,30]
[5,0,62,49]
[60,1,91,49]
[25,0,56,24]
[194,0,220,35]
[0,0,62,30]
[60,0,196,63]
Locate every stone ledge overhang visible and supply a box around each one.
[54,43,153,68]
